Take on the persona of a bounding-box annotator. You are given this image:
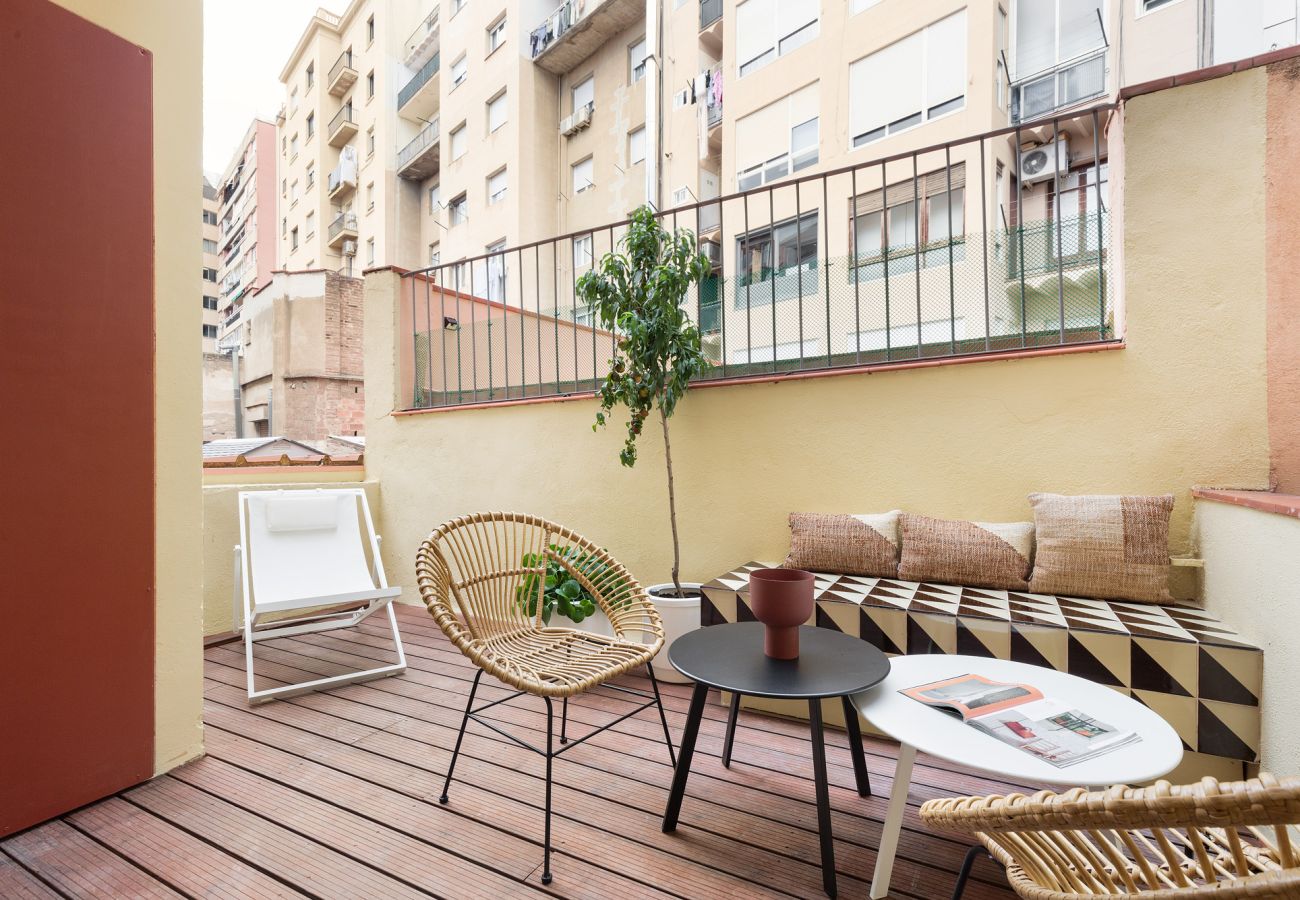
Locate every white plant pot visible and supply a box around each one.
[645,583,702,683]
[553,607,615,638]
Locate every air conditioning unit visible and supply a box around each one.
[560,102,594,137]
[700,240,721,268]
[342,239,358,256]
[1019,137,1070,185]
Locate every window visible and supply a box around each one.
[450,123,467,160]
[281,135,286,155]
[290,133,299,158]
[290,179,299,204]
[281,216,287,236]
[1141,0,1179,9]
[735,84,818,189]
[306,163,315,188]
[452,0,466,14]
[851,0,883,11]
[306,61,314,88]
[290,87,299,114]
[306,111,315,137]
[997,6,1009,110]
[449,193,468,226]
[628,126,646,165]
[203,267,217,282]
[573,233,593,270]
[452,55,468,88]
[487,91,507,133]
[202,209,218,225]
[202,238,218,253]
[367,13,375,44]
[305,210,316,238]
[488,16,507,53]
[629,37,647,83]
[734,212,818,305]
[366,126,375,157]
[1012,0,1106,121]
[849,10,966,148]
[428,183,441,214]
[850,164,967,264]
[366,70,375,99]
[203,324,219,339]
[572,156,594,194]
[367,237,375,265]
[572,76,594,113]
[736,0,819,77]
[290,227,299,251]
[203,295,219,310]
[487,168,507,205]
[366,181,375,211]
[429,242,441,266]
[281,178,287,197]
[486,240,507,301]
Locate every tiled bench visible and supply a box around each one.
[702,562,1263,780]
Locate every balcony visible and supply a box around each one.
[327,49,357,97]
[699,0,722,53]
[397,52,440,122]
[1011,49,1107,124]
[403,7,440,70]
[328,164,357,200]
[529,0,644,75]
[327,104,358,148]
[397,119,440,180]
[326,210,358,248]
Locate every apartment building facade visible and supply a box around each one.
[201,178,221,352]
[215,119,279,343]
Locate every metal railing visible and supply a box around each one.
[700,0,722,29]
[404,7,440,60]
[401,105,1116,410]
[530,0,587,59]
[328,104,355,137]
[398,52,441,109]
[328,163,356,195]
[328,49,354,86]
[1012,49,1107,124]
[398,119,440,171]
[328,211,358,241]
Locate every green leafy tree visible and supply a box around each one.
[576,205,712,596]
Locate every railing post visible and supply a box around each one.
[1093,108,1106,339]
[1052,115,1066,343]
[945,144,955,355]
[794,180,804,369]
[882,160,891,361]
[769,187,778,373]
[822,175,831,368]
[980,138,991,351]
[851,166,861,365]
[1014,123,1028,347]
[912,153,922,358]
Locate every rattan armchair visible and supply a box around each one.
[416,512,676,886]
[920,774,1300,899]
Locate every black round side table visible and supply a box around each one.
[660,622,891,898]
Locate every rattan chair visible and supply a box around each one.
[920,774,1300,899]
[416,512,676,886]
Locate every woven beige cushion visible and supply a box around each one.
[897,513,1035,590]
[784,511,900,577]
[1028,493,1174,604]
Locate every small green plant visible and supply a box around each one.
[518,545,621,624]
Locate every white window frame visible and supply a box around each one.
[451,0,467,15]
[737,0,820,78]
[573,233,593,270]
[487,90,507,133]
[736,114,818,190]
[572,156,594,194]
[628,126,646,165]
[629,37,647,83]
[428,242,441,266]
[487,167,507,205]
[1137,0,1182,16]
[572,76,594,113]
[366,237,375,266]
[449,193,468,226]
[486,239,507,301]
[488,16,507,53]
[451,54,468,89]
[450,123,468,160]
[428,184,441,215]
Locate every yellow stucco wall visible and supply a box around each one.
[201,477,381,637]
[1195,499,1300,776]
[52,0,206,774]
[365,69,1272,618]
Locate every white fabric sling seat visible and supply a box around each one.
[236,488,406,704]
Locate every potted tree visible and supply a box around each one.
[576,205,712,680]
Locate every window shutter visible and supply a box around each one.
[777,0,818,37]
[736,0,776,65]
[850,162,966,218]
[925,11,967,110]
[850,30,923,140]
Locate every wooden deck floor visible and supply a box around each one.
[0,606,1038,899]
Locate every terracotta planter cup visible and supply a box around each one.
[749,568,815,659]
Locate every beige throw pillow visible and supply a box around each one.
[1027,493,1174,604]
[784,511,900,577]
[897,513,1035,590]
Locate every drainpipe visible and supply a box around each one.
[230,347,244,439]
[645,0,662,210]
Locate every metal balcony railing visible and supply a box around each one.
[398,52,441,109]
[404,7,440,62]
[328,104,355,137]
[328,211,358,241]
[398,120,440,171]
[700,0,722,29]
[400,105,1118,410]
[1011,49,1107,124]
[328,49,354,86]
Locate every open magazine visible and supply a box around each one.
[901,674,1141,768]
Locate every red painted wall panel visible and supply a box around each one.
[0,0,156,836]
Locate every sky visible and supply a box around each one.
[203,0,349,177]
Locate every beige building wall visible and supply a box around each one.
[202,178,221,352]
[54,0,205,775]
[216,118,278,342]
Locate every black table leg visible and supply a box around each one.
[722,691,741,768]
[808,699,838,898]
[840,695,871,797]
[661,681,709,833]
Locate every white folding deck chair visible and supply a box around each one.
[235,488,406,704]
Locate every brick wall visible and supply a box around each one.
[277,271,365,443]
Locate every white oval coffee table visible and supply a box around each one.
[852,654,1183,899]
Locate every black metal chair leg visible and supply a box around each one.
[542,697,555,885]
[808,699,838,898]
[560,696,569,744]
[439,669,482,804]
[840,695,871,797]
[662,681,709,832]
[951,845,991,900]
[722,691,741,768]
[646,661,677,768]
